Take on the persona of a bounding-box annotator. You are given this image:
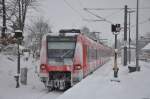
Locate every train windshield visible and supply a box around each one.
[47,42,75,58]
[47,36,76,65]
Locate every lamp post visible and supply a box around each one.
[14,30,23,88]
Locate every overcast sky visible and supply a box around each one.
[27,0,150,45]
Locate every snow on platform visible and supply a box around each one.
[1,53,150,99]
[0,53,62,99]
[58,59,150,99]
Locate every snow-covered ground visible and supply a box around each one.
[0,53,62,99]
[58,59,150,99]
[0,52,150,99]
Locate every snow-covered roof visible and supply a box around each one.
[142,43,150,51]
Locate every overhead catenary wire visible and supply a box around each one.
[130,17,150,28]
[84,8,124,11]
[63,0,150,30]
[130,7,150,10]
[63,0,118,24]
[75,0,104,22]
[105,9,124,19]
[63,0,85,20]
[84,8,113,24]
[63,0,101,27]
[84,7,150,23]
[84,7,150,25]
[84,7,150,11]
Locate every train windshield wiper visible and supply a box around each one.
[60,49,72,58]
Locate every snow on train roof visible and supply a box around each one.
[41,32,80,42]
[42,33,111,50]
[43,32,80,37]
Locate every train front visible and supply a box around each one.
[40,34,77,91]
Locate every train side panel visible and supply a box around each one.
[80,35,111,78]
[39,35,49,80]
[72,37,83,82]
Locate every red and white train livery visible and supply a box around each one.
[39,29,112,91]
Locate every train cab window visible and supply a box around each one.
[46,36,77,66]
[47,41,76,66]
[47,42,75,58]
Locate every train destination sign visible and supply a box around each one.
[47,36,76,42]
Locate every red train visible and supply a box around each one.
[39,29,112,91]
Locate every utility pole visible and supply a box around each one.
[128,11,131,64]
[2,0,6,38]
[124,5,128,66]
[136,0,140,71]
[128,10,135,64]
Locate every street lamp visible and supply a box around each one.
[14,29,23,88]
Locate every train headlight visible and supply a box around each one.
[74,64,82,70]
[40,64,47,72]
[41,65,46,69]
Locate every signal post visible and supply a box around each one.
[111,24,121,78]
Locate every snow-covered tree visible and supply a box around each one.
[0,0,38,35]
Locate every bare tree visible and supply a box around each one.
[27,17,52,54]
[18,0,38,31]
[0,0,6,38]
[28,17,52,40]
[0,0,38,34]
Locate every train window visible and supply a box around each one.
[94,49,97,60]
[47,42,75,58]
[96,49,98,60]
[48,42,75,49]
[87,47,90,63]
[87,47,97,62]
